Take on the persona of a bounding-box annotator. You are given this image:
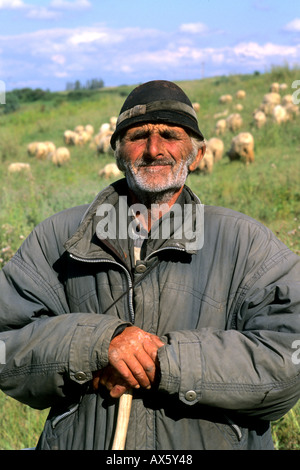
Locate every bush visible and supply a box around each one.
[3,92,20,114]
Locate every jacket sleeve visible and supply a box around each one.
[158,232,300,421]
[0,215,130,410]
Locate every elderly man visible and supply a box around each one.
[0,81,299,451]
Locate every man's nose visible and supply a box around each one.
[145,134,164,157]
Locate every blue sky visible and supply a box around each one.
[0,0,299,91]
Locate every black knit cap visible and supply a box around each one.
[110,80,204,149]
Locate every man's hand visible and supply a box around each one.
[93,326,164,398]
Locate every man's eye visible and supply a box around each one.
[161,131,178,140]
[130,133,147,141]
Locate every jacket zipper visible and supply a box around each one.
[223,415,243,441]
[145,246,186,261]
[69,254,135,324]
[51,403,80,429]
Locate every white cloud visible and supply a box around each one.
[50,0,91,9]
[51,54,66,65]
[284,18,300,32]
[1,23,300,91]
[0,0,26,8]
[233,41,299,60]
[68,30,119,45]
[26,7,61,19]
[179,23,208,34]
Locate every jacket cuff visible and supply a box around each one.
[157,334,203,405]
[69,316,131,384]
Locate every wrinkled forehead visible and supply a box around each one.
[122,122,189,137]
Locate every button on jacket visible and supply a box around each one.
[0,179,299,450]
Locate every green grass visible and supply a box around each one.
[0,66,299,449]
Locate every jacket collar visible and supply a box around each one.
[64,178,203,265]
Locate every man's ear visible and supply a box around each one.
[188,144,206,172]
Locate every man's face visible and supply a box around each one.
[117,123,199,197]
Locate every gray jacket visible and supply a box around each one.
[0,179,299,450]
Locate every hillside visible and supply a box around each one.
[0,66,299,449]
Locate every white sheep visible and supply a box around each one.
[85,124,94,136]
[109,116,118,131]
[284,103,299,120]
[192,102,200,112]
[8,162,31,174]
[281,94,294,107]
[207,138,224,162]
[270,82,280,93]
[227,132,255,165]
[235,90,246,100]
[253,110,267,129]
[98,162,121,179]
[74,125,85,134]
[260,92,281,115]
[64,130,80,146]
[194,147,214,174]
[27,141,55,160]
[272,105,288,124]
[226,113,243,132]
[215,119,227,136]
[279,83,288,91]
[52,147,71,166]
[97,131,114,155]
[219,94,232,104]
[234,104,243,111]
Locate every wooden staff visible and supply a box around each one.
[112,389,133,450]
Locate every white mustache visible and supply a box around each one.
[135,159,174,168]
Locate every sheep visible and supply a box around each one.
[52,147,71,166]
[281,94,294,107]
[234,104,243,111]
[8,162,31,174]
[259,92,281,115]
[253,110,267,129]
[77,130,92,145]
[74,125,85,134]
[219,94,232,104]
[27,141,55,160]
[270,82,280,93]
[94,118,118,155]
[272,105,288,124]
[215,119,227,136]
[85,124,94,136]
[27,142,39,157]
[213,110,228,119]
[284,103,299,120]
[235,90,246,100]
[99,123,111,134]
[227,132,255,165]
[44,141,56,157]
[207,138,224,162]
[192,102,200,112]
[64,130,79,146]
[98,162,121,179]
[110,116,118,131]
[196,147,214,174]
[279,83,288,91]
[226,113,243,132]
[97,130,114,155]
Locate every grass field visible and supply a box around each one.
[0,66,299,449]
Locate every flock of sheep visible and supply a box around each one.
[192,81,299,174]
[8,80,298,179]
